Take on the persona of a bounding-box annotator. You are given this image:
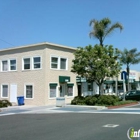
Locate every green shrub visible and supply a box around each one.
[71,96,85,105]
[0,100,12,108]
[110,95,120,102]
[97,95,116,105]
[93,94,100,98]
[85,96,97,105]
[71,95,121,106]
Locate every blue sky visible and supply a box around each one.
[0,0,140,70]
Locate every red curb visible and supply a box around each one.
[107,102,139,109]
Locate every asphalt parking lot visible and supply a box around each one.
[0,113,140,140]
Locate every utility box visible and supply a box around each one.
[56,97,65,107]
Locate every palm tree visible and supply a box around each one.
[119,48,140,91]
[89,18,123,46]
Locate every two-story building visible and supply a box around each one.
[0,42,77,105]
[1,42,140,105]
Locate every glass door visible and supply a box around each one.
[60,84,66,97]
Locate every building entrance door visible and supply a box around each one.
[78,84,81,96]
[60,84,66,97]
[10,84,17,103]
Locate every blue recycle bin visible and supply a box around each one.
[17,96,24,106]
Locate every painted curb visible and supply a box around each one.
[65,105,107,110]
[107,102,140,109]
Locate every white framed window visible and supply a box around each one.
[1,60,8,71]
[1,84,8,98]
[67,84,74,97]
[88,82,93,91]
[23,58,31,70]
[51,57,58,69]
[50,56,68,70]
[33,56,41,69]
[60,58,67,70]
[49,83,57,98]
[10,59,16,71]
[24,85,33,99]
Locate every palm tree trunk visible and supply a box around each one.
[126,66,130,91]
[115,76,118,96]
[100,38,103,47]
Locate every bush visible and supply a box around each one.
[85,96,97,105]
[71,95,121,106]
[0,100,12,108]
[71,96,85,105]
[110,95,120,102]
[97,95,117,105]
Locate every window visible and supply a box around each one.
[88,82,93,91]
[2,60,8,71]
[25,85,33,99]
[51,57,58,69]
[49,83,57,98]
[60,58,66,69]
[33,57,41,69]
[51,56,67,70]
[23,58,30,70]
[1,85,8,98]
[10,59,16,71]
[67,84,74,96]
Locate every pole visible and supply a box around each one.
[123,73,126,101]
[115,76,118,96]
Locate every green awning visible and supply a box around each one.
[104,80,115,84]
[49,83,57,86]
[131,81,140,84]
[59,76,70,82]
[67,83,74,86]
[118,81,123,83]
[134,81,140,84]
[76,77,81,82]
[76,76,86,82]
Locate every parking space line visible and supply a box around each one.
[103,124,119,128]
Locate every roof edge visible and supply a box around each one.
[0,42,76,52]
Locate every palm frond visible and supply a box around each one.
[89,19,98,26]
[129,48,137,54]
[104,22,123,39]
[100,18,111,29]
[89,31,99,39]
[89,18,123,46]
[120,48,140,67]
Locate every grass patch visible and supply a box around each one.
[107,100,138,107]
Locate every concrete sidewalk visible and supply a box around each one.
[0,104,107,112]
[0,105,36,112]
[0,105,56,112]
[65,105,107,110]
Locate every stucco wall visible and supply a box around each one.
[0,45,46,105]
[0,43,77,105]
[44,45,77,105]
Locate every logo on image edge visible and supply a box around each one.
[127,127,140,140]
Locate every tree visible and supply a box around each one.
[71,44,122,95]
[89,18,123,46]
[119,48,140,91]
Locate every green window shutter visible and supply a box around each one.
[49,83,58,86]
[104,80,115,84]
[67,83,74,86]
